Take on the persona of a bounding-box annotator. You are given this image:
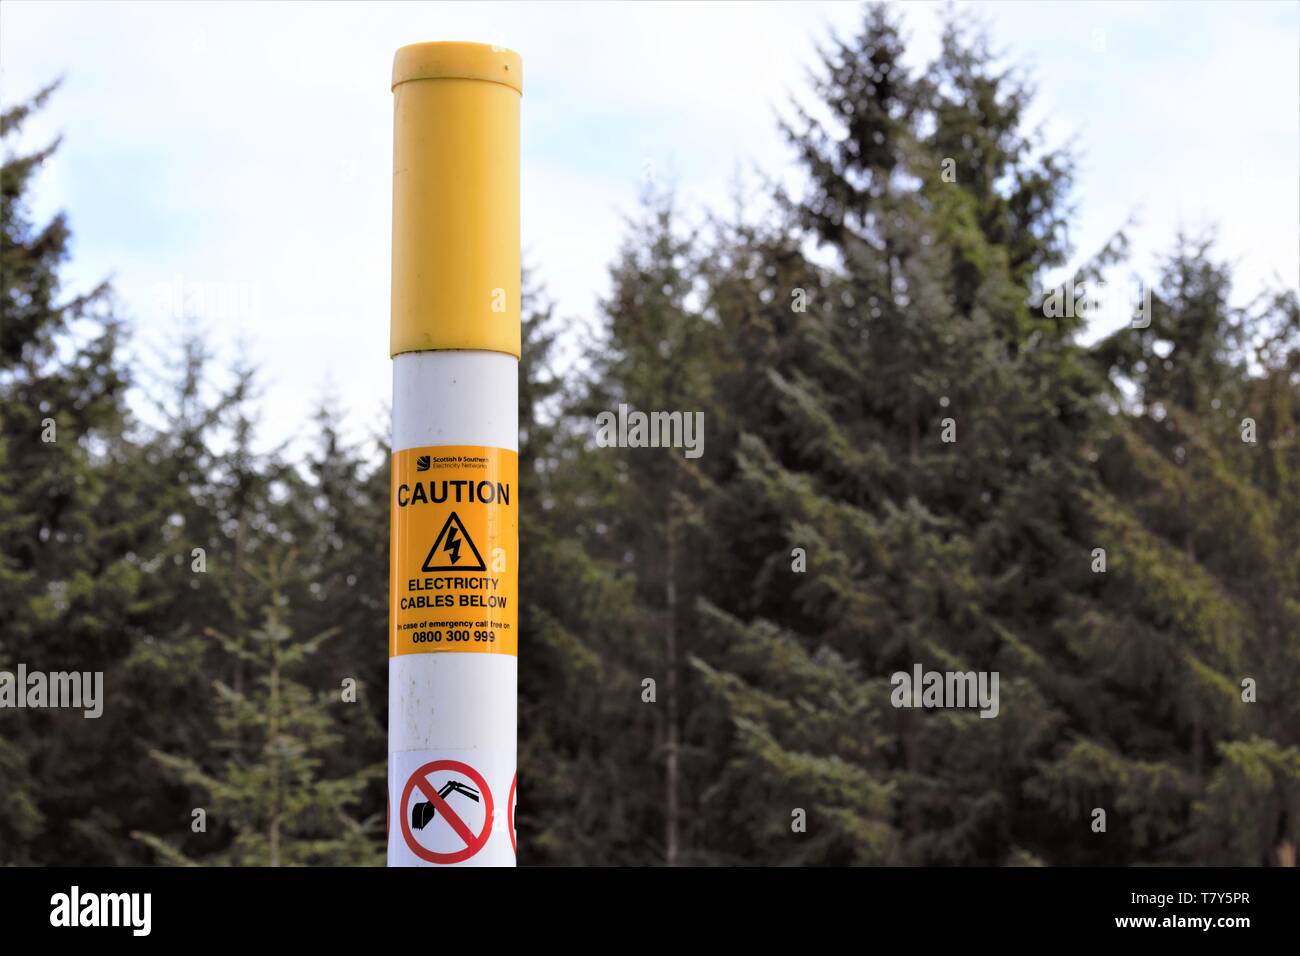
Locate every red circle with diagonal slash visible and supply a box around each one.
[400,760,494,864]
[507,773,517,856]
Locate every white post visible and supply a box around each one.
[387,42,522,867]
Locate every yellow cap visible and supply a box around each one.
[391,42,522,358]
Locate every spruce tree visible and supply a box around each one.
[517,267,668,863]
[0,81,148,863]
[138,553,382,865]
[1074,240,1300,864]
[692,3,1111,864]
[581,189,716,863]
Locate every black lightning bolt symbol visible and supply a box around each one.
[442,526,463,564]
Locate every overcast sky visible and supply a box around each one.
[2,0,1297,452]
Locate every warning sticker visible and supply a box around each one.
[390,445,518,657]
[507,772,517,856]
[399,759,494,864]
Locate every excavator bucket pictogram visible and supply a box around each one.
[411,780,481,830]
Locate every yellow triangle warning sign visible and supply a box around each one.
[422,511,487,572]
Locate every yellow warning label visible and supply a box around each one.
[390,445,517,657]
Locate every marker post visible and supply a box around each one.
[388,42,521,867]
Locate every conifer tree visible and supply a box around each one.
[1073,240,1300,864]
[691,3,1111,864]
[286,401,388,804]
[138,553,382,865]
[582,189,716,863]
[0,81,147,863]
[517,268,668,863]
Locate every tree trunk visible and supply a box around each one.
[269,654,281,868]
[664,512,680,866]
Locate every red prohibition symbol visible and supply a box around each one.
[507,772,517,856]
[400,759,494,864]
